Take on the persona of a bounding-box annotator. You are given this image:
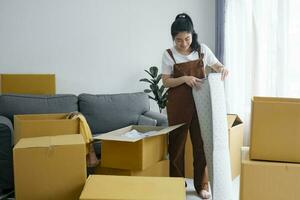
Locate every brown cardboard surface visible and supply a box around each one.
[250,97,300,163]
[94,159,169,177]
[0,74,55,95]
[13,134,87,200]
[185,114,243,179]
[14,113,80,145]
[240,147,300,200]
[79,175,185,200]
[98,124,183,170]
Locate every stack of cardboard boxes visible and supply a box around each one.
[3,74,88,199]
[240,97,300,200]
[6,74,186,199]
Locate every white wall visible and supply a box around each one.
[0,0,215,111]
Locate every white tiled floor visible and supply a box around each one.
[186,176,240,200]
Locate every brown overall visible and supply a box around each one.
[166,48,207,193]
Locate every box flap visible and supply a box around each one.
[227,114,243,128]
[253,96,300,103]
[14,134,84,149]
[93,124,184,142]
[14,113,68,120]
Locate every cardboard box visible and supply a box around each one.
[240,146,300,200]
[250,96,300,163]
[94,124,183,170]
[79,175,186,200]
[94,159,169,177]
[0,74,55,95]
[14,113,80,145]
[228,114,244,179]
[185,114,243,179]
[13,134,87,200]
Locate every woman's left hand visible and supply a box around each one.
[220,67,229,80]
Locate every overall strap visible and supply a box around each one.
[197,45,204,60]
[167,49,176,64]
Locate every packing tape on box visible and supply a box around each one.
[193,73,233,200]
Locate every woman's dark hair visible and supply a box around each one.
[171,13,200,51]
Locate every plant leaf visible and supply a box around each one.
[150,66,158,78]
[144,89,152,93]
[148,95,156,101]
[159,85,165,94]
[145,70,155,78]
[139,78,154,84]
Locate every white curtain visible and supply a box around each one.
[224,0,300,145]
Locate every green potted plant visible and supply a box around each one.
[140,66,167,113]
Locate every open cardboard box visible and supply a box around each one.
[94,124,183,170]
[14,113,80,145]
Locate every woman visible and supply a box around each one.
[161,13,228,199]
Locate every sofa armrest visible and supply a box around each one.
[138,115,157,126]
[0,116,13,146]
[0,115,14,190]
[142,111,168,126]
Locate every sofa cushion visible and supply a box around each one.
[0,94,78,122]
[78,92,150,134]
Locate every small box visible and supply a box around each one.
[0,74,55,95]
[250,96,300,163]
[79,175,186,200]
[240,146,300,200]
[14,113,80,145]
[94,159,169,177]
[94,124,182,170]
[13,134,87,200]
[185,114,243,179]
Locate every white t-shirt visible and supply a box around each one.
[161,43,222,75]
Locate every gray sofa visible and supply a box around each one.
[0,92,167,191]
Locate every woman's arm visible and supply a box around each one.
[162,74,203,88]
[210,63,229,80]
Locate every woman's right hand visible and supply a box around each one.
[183,76,203,88]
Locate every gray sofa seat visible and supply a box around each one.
[78,92,166,134]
